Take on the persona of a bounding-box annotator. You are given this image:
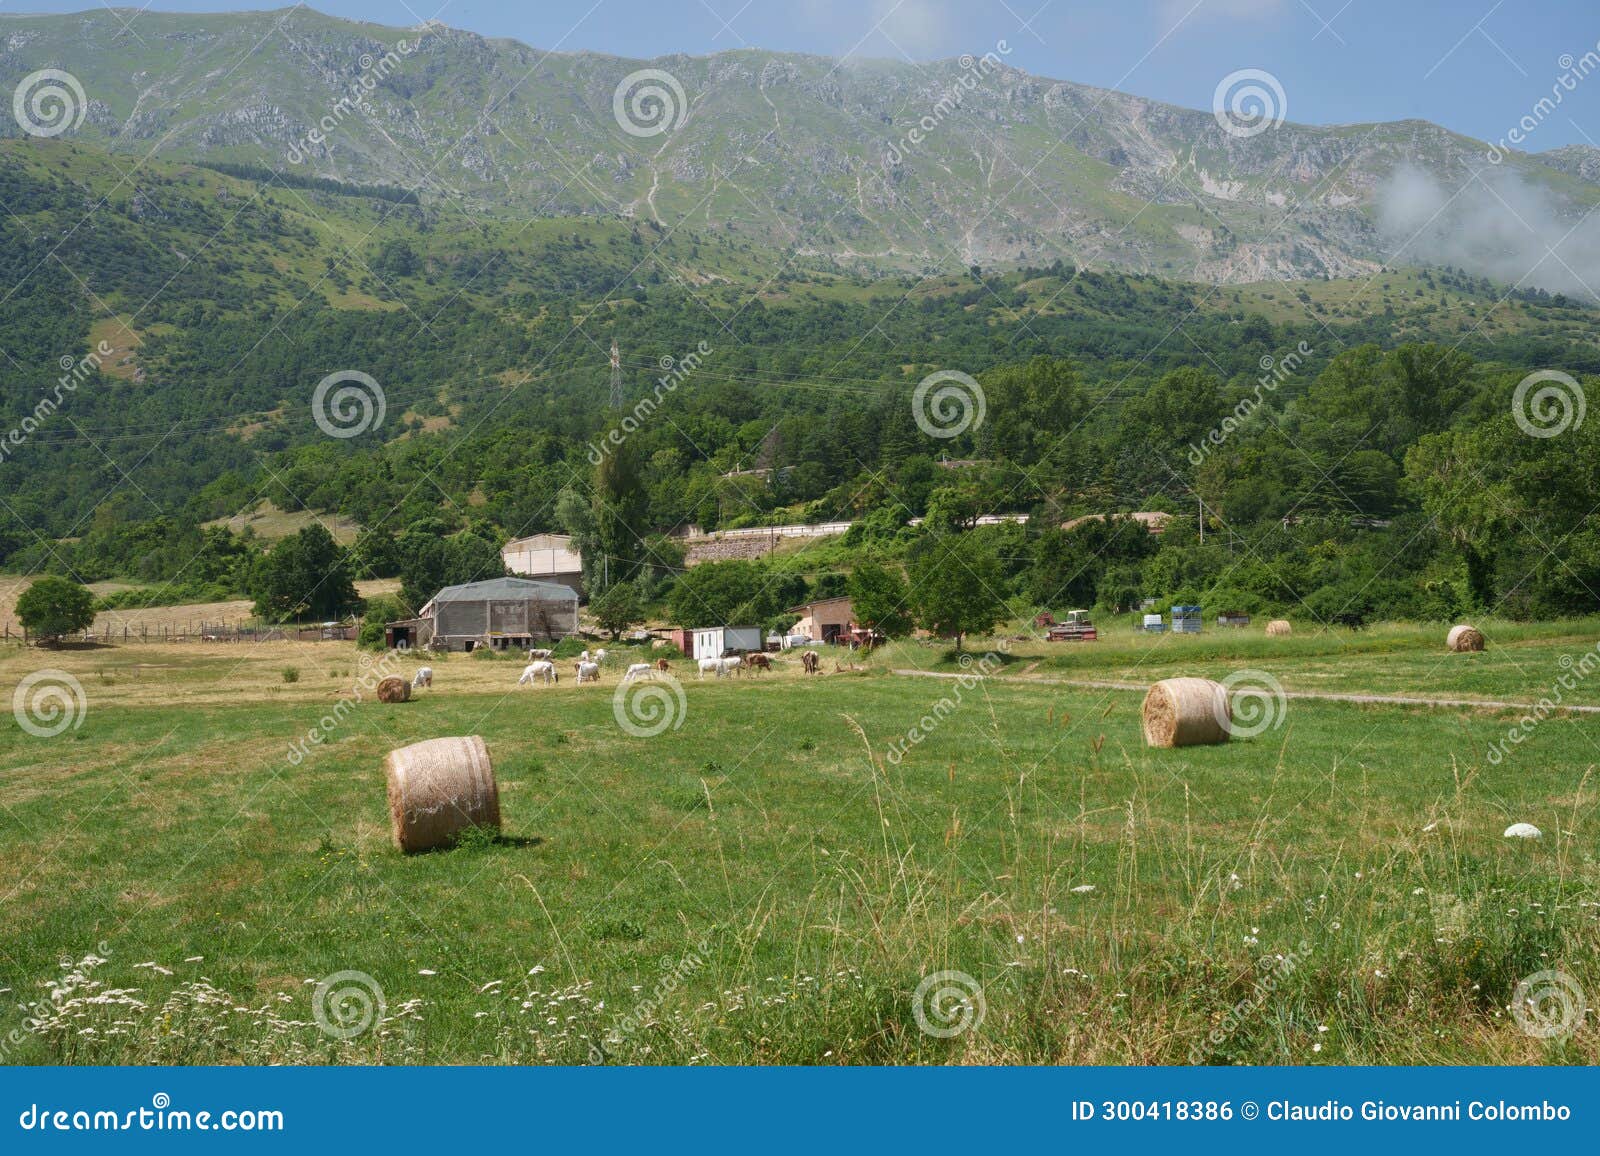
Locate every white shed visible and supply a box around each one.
[691,626,763,659]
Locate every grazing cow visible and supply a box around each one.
[411,666,433,689]
[801,650,820,674]
[519,660,557,685]
[696,657,725,680]
[527,648,552,661]
[576,661,600,684]
[743,653,771,673]
[622,662,653,682]
[594,648,608,665]
[655,658,671,673]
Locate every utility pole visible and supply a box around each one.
[609,338,622,409]
[1198,493,1205,545]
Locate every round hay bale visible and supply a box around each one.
[1447,624,1485,653]
[376,676,411,703]
[1141,677,1230,748]
[1265,619,1292,637]
[384,735,500,853]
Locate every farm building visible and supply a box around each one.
[787,595,856,644]
[501,533,584,598]
[387,577,579,653]
[690,625,763,659]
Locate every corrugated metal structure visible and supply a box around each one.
[1171,605,1203,634]
[409,577,580,652]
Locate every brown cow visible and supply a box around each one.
[656,658,671,673]
[743,652,771,673]
[801,650,820,674]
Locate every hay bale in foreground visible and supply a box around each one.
[377,676,411,703]
[1142,677,1230,748]
[384,735,500,853]
[1265,619,1292,637]
[1447,624,1485,653]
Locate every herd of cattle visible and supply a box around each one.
[406,646,824,690]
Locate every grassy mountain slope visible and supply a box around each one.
[4,7,1598,280]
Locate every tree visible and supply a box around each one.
[590,581,642,640]
[396,530,505,611]
[847,561,913,638]
[668,559,764,627]
[16,576,96,644]
[556,488,603,593]
[358,593,407,649]
[594,437,650,588]
[249,524,361,623]
[908,534,1008,651]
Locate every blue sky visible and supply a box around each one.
[21,1,1600,150]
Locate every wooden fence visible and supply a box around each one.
[0,620,359,645]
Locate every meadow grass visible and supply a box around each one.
[0,631,1595,1065]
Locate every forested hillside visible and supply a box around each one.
[2,137,1598,623]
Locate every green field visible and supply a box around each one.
[1,627,1596,1065]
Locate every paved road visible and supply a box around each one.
[888,669,1600,716]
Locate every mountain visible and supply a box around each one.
[5,7,1599,283]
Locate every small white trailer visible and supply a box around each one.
[691,626,763,659]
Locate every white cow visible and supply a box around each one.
[622,662,653,682]
[579,649,591,663]
[518,660,557,685]
[576,661,600,683]
[593,648,608,665]
[411,666,433,689]
[697,656,741,679]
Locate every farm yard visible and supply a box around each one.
[1,621,1595,1066]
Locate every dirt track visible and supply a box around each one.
[888,669,1600,716]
